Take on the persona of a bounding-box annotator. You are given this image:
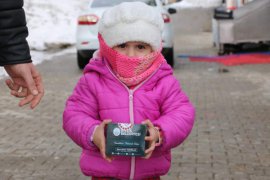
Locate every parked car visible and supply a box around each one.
[76,0,177,69]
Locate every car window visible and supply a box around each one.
[91,0,156,7]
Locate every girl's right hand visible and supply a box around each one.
[142,120,159,159]
[92,119,113,162]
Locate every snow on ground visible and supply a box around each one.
[0,0,222,78]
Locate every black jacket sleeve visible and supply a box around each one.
[0,0,32,66]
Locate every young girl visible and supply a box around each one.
[63,2,195,180]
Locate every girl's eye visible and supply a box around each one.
[118,43,126,49]
[137,45,146,50]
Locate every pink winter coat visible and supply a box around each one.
[63,57,195,180]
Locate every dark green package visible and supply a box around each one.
[106,123,147,156]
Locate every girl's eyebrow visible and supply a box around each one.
[133,41,148,45]
[137,42,150,46]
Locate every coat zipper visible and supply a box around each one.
[105,60,162,180]
[128,90,135,180]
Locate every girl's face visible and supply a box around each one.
[112,41,152,57]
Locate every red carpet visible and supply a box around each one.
[188,53,270,66]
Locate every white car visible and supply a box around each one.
[76,0,176,69]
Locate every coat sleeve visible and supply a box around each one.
[0,0,32,66]
[63,74,100,150]
[153,77,195,152]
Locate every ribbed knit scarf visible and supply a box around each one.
[98,34,165,87]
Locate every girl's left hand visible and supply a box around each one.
[142,119,159,159]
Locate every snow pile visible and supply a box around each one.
[170,0,223,8]
[24,0,89,51]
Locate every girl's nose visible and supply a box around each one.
[126,47,136,57]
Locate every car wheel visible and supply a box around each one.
[77,50,95,69]
[162,48,174,68]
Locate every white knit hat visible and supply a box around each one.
[98,2,164,50]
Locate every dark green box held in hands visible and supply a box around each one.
[106,123,147,156]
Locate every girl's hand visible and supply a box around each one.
[142,120,159,159]
[92,119,113,162]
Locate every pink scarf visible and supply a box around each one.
[98,34,165,87]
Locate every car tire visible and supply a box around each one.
[77,50,95,69]
[162,48,174,68]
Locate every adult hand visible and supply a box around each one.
[92,119,113,162]
[4,63,44,109]
[142,119,159,159]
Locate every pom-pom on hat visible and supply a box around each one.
[98,2,164,50]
